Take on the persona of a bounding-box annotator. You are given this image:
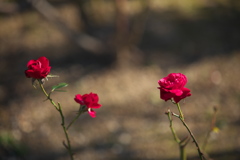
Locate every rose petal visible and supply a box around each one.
[27,60,37,68]
[74,94,84,105]
[38,57,50,68]
[170,89,183,96]
[75,92,101,113]
[90,103,102,109]
[173,88,191,103]
[25,57,51,79]
[158,73,191,103]
[160,88,174,101]
[88,108,96,118]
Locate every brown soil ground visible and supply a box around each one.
[0,1,240,160]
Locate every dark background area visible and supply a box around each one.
[0,0,240,159]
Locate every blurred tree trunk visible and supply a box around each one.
[115,0,130,68]
[115,0,149,68]
[76,0,93,34]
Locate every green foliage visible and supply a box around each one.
[51,83,69,92]
[0,132,28,157]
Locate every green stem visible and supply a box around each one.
[202,106,218,152]
[38,80,74,160]
[39,80,58,110]
[172,112,206,160]
[166,110,181,143]
[202,130,211,155]
[58,103,74,160]
[180,145,187,160]
[67,113,81,130]
[176,103,184,120]
[166,110,187,160]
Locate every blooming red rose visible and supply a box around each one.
[74,92,102,118]
[25,57,51,79]
[158,73,191,103]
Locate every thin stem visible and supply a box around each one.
[176,103,184,120]
[180,145,187,160]
[172,112,206,160]
[166,110,180,143]
[202,129,211,153]
[202,106,218,152]
[39,80,58,110]
[38,80,74,160]
[67,113,81,130]
[166,109,187,160]
[58,103,74,160]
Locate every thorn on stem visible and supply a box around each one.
[165,108,171,114]
[63,141,69,149]
[171,98,176,104]
[172,112,180,118]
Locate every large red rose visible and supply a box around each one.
[25,57,51,79]
[158,73,191,103]
[74,92,102,118]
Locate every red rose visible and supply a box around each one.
[74,92,102,118]
[25,57,51,79]
[158,73,191,103]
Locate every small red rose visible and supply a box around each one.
[74,92,102,118]
[25,57,51,79]
[158,73,191,103]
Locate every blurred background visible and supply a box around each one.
[0,0,240,159]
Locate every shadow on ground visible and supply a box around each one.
[0,1,240,160]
